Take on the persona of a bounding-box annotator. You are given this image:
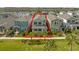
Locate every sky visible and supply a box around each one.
[0,0,79,7]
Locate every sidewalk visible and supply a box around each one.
[0,37,66,40]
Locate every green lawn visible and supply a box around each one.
[0,40,26,51]
[0,39,79,51]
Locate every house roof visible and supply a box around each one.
[0,15,16,29]
[57,13,72,20]
[15,17,28,21]
[48,14,57,21]
[34,14,45,20]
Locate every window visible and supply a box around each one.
[34,22,37,25]
[38,22,41,25]
[54,21,58,25]
[62,28,64,31]
[38,29,42,31]
[34,29,37,31]
[77,27,79,29]
[76,22,79,24]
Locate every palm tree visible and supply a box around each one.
[44,40,57,51]
[66,30,79,51]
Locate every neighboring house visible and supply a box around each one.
[1,11,79,34]
[0,13,17,36]
[15,12,32,18]
[32,15,47,32]
[72,11,79,17]
[47,13,67,32]
[66,16,79,30]
[0,14,16,29]
[14,17,28,31]
[57,12,72,20]
[51,18,66,32]
[0,14,9,20]
[48,13,57,28]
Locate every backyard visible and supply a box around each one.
[0,29,79,51]
[0,39,79,51]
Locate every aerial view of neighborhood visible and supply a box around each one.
[0,8,79,51]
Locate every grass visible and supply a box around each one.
[0,40,26,51]
[0,39,79,51]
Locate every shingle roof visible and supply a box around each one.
[48,14,57,21]
[57,13,71,20]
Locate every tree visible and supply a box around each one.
[5,28,15,37]
[66,30,79,51]
[44,40,57,51]
[28,32,36,39]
